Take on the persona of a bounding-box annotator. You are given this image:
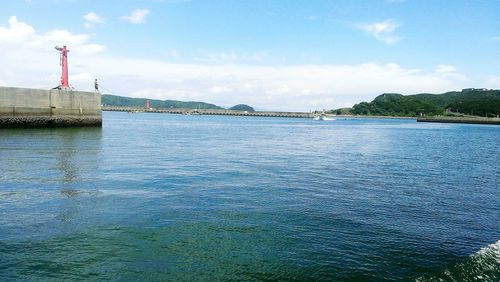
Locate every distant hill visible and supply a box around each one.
[101,94,223,110]
[229,104,255,112]
[331,89,500,117]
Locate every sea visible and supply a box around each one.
[0,112,498,281]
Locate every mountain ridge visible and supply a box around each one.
[331,89,500,117]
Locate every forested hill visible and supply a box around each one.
[333,89,500,117]
[101,94,224,110]
[229,104,255,112]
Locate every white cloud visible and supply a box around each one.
[0,16,478,111]
[435,64,456,74]
[358,19,402,44]
[0,16,104,53]
[195,51,268,64]
[83,12,104,29]
[0,16,35,43]
[434,64,467,81]
[121,9,150,24]
[492,36,500,41]
[0,16,105,88]
[210,86,233,94]
[485,76,500,88]
[44,30,90,45]
[68,59,470,111]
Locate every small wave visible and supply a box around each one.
[0,191,20,199]
[60,188,88,198]
[416,240,500,282]
[97,188,181,198]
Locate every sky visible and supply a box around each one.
[0,0,499,111]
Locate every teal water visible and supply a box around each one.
[0,112,499,281]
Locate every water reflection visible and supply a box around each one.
[52,128,102,222]
[59,188,81,198]
[54,127,102,185]
[57,133,78,183]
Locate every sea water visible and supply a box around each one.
[0,112,498,281]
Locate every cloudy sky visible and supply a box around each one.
[1,0,499,111]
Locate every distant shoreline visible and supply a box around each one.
[334,114,500,124]
[333,114,415,120]
[416,116,500,125]
[103,106,499,124]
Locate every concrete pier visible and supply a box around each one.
[417,116,500,125]
[102,106,315,118]
[0,86,102,128]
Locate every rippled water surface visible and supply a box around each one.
[1,112,499,281]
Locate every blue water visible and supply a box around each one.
[1,112,499,281]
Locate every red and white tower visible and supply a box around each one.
[55,45,70,88]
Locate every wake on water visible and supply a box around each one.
[416,240,500,282]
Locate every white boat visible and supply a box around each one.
[313,114,336,121]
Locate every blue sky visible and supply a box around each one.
[1,0,499,110]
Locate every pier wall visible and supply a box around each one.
[417,116,500,125]
[0,86,101,128]
[102,106,315,118]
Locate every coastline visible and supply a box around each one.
[338,114,500,125]
[102,106,500,125]
[334,114,416,120]
[417,116,500,125]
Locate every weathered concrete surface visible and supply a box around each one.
[0,86,101,128]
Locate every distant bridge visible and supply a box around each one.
[102,106,316,118]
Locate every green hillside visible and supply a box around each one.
[229,104,255,112]
[333,89,500,117]
[101,94,223,110]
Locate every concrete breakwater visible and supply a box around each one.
[0,86,102,128]
[103,106,315,118]
[417,116,500,125]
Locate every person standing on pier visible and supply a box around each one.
[94,79,99,92]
